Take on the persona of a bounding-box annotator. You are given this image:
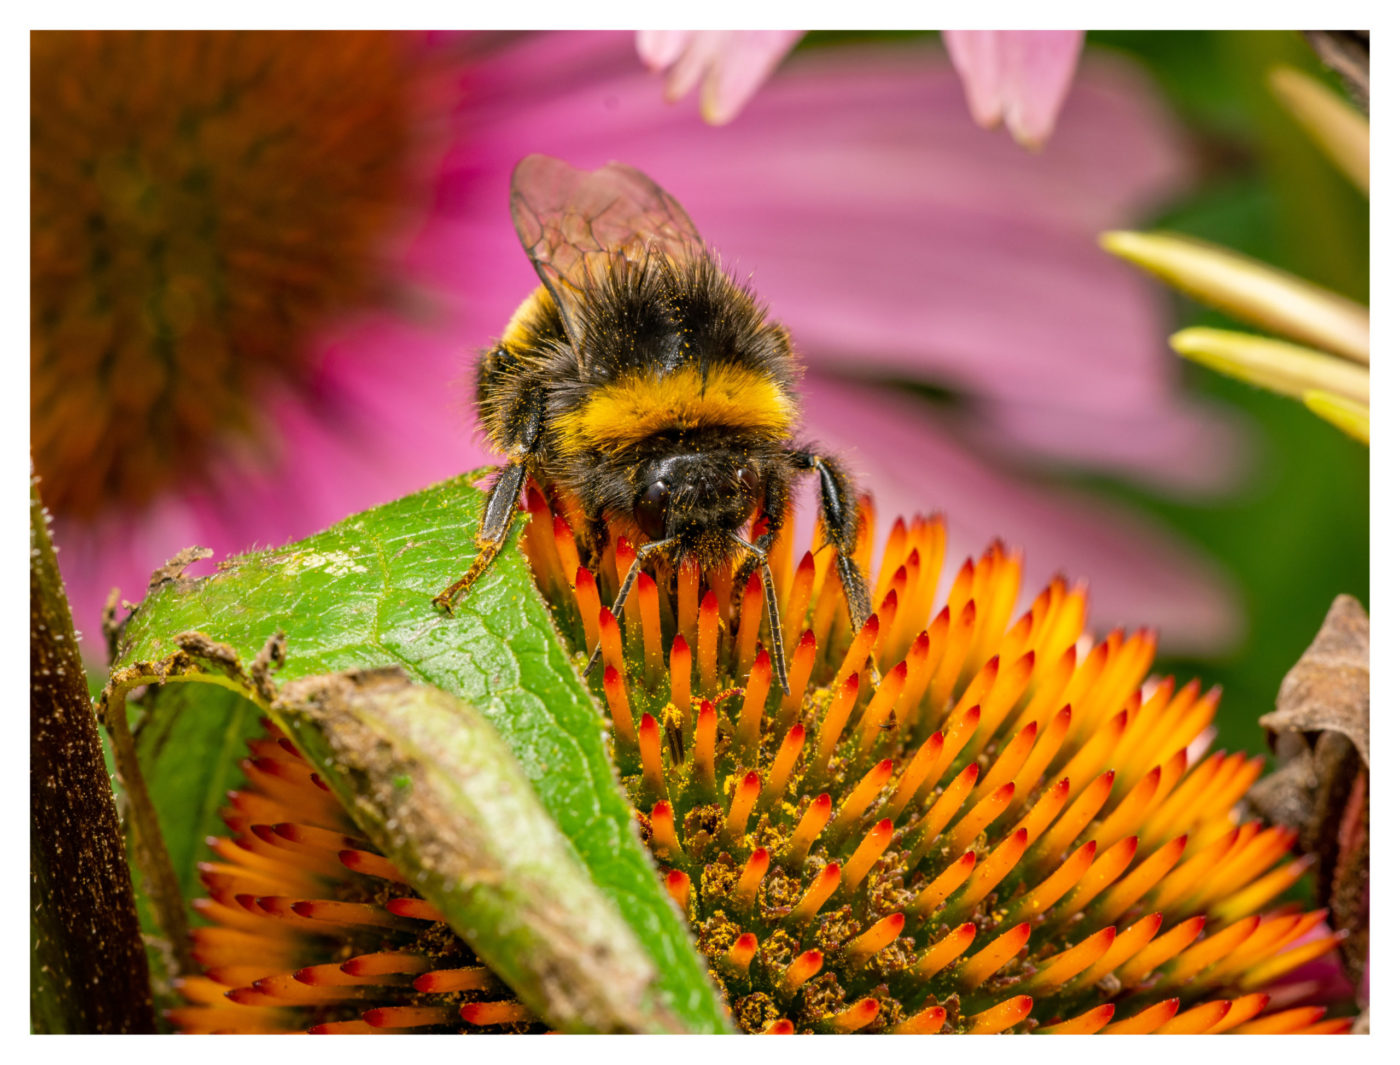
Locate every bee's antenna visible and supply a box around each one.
[730,533,790,696]
[582,538,674,681]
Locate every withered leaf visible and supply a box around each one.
[1247,594,1369,994]
[1261,594,1369,766]
[146,545,213,592]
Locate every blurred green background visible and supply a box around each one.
[1080,30,1368,756]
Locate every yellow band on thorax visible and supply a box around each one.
[556,363,794,455]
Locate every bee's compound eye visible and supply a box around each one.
[635,480,670,541]
[737,466,761,499]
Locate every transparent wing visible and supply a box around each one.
[510,154,705,359]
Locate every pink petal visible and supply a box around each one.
[945,30,1085,149]
[635,30,690,71]
[698,31,804,124]
[657,32,719,103]
[634,30,803,124]
[969,394,1253,497]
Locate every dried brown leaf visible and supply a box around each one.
[1247,594,1368,992]
[1262,593,1369,764]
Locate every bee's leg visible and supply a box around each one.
[733,474,793,686]
[434,407,544,614]
[432,461,530,613]
[580,511,612,573]
[787,449,872,631]
[736,473,792,585]
[582,537,674,679]
[730,532,791,696]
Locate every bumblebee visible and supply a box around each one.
[435,155,871,693]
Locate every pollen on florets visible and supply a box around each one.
[520,483,1352,1035]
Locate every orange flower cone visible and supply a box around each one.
[175,486,1353,1033]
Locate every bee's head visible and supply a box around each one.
[630,449,769,565]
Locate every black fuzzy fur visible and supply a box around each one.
[476,252,808,570]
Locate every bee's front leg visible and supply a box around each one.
[729,473,795,692]
[431,461,530,614]
[434,407,544,614]
[752,471,792,558]
[733,471,789,602]
[580,511,612,574]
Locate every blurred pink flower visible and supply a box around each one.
[944,30,1085,149]
[50,30,1242,659]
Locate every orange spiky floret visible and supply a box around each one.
[177,487,1355,1035]
[516,488,1355,1034]
[168,721,540,1034]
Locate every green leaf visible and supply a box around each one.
[111,680,265,1009]
[132,682,266,906]
[107,474,730,1033]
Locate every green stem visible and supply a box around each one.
[100,682,196,976]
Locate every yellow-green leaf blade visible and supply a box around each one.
[1170,327,1369,403]
[1102,229,1369,363]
